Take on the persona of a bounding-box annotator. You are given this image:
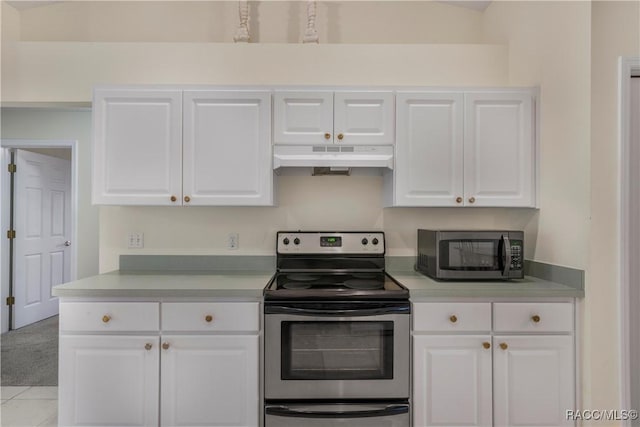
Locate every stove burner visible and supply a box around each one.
[351,273,378,279]
[343,279,385,290]
[282,282,313,290]
[286,274,320,282]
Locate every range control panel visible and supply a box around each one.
[277,232,385,254]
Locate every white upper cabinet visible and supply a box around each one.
[92,88,183,205]
[92,87,273,206]
[183,91,273,206]
[273,91,394,145]
[464,92,534,207]
[389,89,536,207]
[393,92,464,206]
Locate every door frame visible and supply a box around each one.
[0,139,78,332]
[618,56,640,422]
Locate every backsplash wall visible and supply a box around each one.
[100,174,539,272]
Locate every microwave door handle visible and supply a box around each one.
[502,235,512,277]
[265,404,409,419]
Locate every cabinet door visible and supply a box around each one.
[334,91,394,145]
[464,92,535,207]
[273,91,333,145]
[92,88,183,205]
[394,93,464,206]
[183,91,273,206]
[59,335,159,427]
[493,335,574,427]
[413,335,492,427]
[161,335,259,427]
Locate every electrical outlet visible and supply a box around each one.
[227,233,239,250]
[127,232,144,249]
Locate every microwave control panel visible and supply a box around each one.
[510,240,523,270]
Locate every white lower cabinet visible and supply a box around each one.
[493,335,574,427]
[59,335,160,427]
[413,335,492,427]
[160,335,259,427]
[58,301,260,427]
[412,301,575,427]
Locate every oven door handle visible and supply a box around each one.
[265,403,409,419]
[264,305,410,316]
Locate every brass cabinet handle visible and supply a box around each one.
[102,315,111,323]
[184,196,191,203]
[205,315,214,323]
[483,342,491,349]
[499,342,508,350]
[456,197,463,204]
[324,133,331,140]
[449,315,458,323]
[469,197,476,204]
[162,342,170,350]
[145,343,153,351]
[337,133,344,141]
[531,315,541,323]
[170,195,177,202]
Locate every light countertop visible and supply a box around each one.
[52,270,274,299]
[388,270,584,299]
[53,268,583,300]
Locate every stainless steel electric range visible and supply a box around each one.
[263,231,410,427]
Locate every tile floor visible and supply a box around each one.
[1,387,57,427]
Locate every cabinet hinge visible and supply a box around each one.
[7,230,15,239]
[6,296,15,306]
[7,163,16,173]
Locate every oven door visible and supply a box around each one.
[265,402,410,427]
[264,302,410,400]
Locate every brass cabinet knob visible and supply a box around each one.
[145,343,153,351]
[102,315,111,323]
[324,133,331,140]
[469,197,476,204]
[531,315,541,323]
[337,133,344,141]
[456,197,463,204]
[483,342,491,349]
[170,195,177,202]
[162,342,170,350]
[499,342,508,350]
[449,315,458,323]
[184,196,191,203]
[205,315,214,323]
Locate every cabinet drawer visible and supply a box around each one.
[60,302,159,332]
[493,303,573,332]
[162,302,259,332]
[413,303,491,332]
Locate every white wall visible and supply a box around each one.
[16,1,484,44]
[0,108,99,279]
[590,0,640,417]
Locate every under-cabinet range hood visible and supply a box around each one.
[273,145,394,170]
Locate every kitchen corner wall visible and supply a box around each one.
[0,108,99,280]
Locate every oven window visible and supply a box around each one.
[281,321,394,380]
[439,239,500,270]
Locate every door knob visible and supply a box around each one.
[64,241,71,246]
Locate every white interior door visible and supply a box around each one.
[13,149,71,329]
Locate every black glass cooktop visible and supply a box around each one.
[264,272,409,300]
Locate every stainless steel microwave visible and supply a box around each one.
[417,230,524,280]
